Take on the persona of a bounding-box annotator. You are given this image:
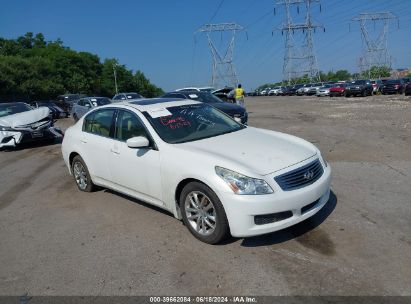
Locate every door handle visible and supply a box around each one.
[110,148,120,154]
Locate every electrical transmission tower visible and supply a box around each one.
[196,23,245,88]
[351,12,398,78]
[274,0,324,84]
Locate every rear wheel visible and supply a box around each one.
[180,182,230,244]
[71,155,96,192]
[362,90,367,97]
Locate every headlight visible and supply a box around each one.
[320,153,328,167]
[215,166,273,195]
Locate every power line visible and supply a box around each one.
[209,0,225,23]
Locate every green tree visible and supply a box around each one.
[361,66,391,79]
[0,32,163,101]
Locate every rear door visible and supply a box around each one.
[80,109,116,184]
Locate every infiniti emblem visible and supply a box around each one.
[303,170,315,180]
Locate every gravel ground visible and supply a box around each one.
[0,94,410,296]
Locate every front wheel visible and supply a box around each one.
[180,182,230,244]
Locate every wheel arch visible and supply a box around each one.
[174,178,213,220]
[68,151,80,173]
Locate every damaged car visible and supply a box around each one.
[0,102,63,148]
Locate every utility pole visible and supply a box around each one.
[113,63,119,95]
[196,23,245,88]
[352,12,398,79]
[274,0,324,84]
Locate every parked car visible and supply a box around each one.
[345,80,373,97]
[0,102,63,148]
[268,87,283,96]
[112,92,143,102]
[30,101,69,119]
[316,84,333,97]
[329,83,347,97]
[212,87,235,103]
[71,97,112,121]
[296,84,312,95]
[281,86,293,96]
[404,83,411,96]
[56,94,87,112]
[61,98,331,244]
[288,84,304,96]
[260,88,270,96]
[306,83,324,96]
[380,79,405,94]
[161,91,248,124]
[370,80,383,94]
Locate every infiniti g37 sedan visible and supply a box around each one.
[61,98,331,244]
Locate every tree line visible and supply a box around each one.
[0,32,163,101]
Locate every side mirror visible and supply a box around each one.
[126,136,150,149]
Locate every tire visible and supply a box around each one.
[345,92,350,98]
[180,182,230,244]
[362,90,367,97]
[73,114,79,122]
[71,155,96,192]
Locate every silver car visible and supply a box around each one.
[71,97,111,121]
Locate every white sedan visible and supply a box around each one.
[61,98,331,244]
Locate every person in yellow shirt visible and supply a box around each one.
[234,84,245,108]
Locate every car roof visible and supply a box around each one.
[97,98,201,112]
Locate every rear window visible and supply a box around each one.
[83,109,115,138]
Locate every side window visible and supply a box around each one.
[77,99,84,106]
[90,109,116,137]
[83,112,95,132]
[115,110,149,141]
[113,95,119,100]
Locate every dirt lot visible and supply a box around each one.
[0,94,410,296]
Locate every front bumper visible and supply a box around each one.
[218,159,331,237]
[0,124,63,148]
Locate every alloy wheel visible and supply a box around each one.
[184,191,216,236]
[73,161,88,190]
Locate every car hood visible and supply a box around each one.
[177,127,317,175]
[211,102,245,114]
[0,107,50,128]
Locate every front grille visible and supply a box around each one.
[254,211,293,225]
[274,159,323,191]
[301,199,320,214]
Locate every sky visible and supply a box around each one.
[0,0,410,92]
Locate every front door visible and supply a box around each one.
[108,110,163,206]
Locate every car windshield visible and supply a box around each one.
[186,92,224,104]
[143,103,245,144]
[0,103,32,118]
[89,98,111,106]
[386,80,400,84]
[353,80,365,85]
[126,93,142,99]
